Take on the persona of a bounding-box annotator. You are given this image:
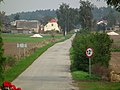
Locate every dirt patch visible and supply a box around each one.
[109,32,120,74]
[109,52,120,73]
[3,38,62,59]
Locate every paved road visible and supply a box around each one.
[12,35,78,90]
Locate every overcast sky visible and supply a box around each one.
[0,0,107,15]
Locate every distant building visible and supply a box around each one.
[11,20,40,34]
[97,20,107,31]
[114,25,120,31]
[44,19,60,32]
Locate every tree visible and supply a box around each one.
[79,0,93,30]
[39,16,53,25]
[56,3,79,36]
[0,0,5,84]
[14,14,20,20]
[0,11,11,33]
[106,10,116,27]
[106,0,120,11]
[0,0,3,2]
[56,3,70,36]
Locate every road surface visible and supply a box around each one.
[12,35,78,90]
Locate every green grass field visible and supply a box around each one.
[2,33,63,42]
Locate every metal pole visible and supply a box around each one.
[24,48,25,57]
[19,47,20,60]
[89,58,91,77]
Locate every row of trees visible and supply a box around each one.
[9,9,56,22]
[56,0,93,34]
[106,0,120,11]
[6,1,120,32]
[56,3,79,35]
[57,0,120,33]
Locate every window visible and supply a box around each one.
[51,24,54,26]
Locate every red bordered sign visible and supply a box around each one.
[86,48,94,58]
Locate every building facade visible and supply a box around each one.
[11,20,40,34]
[44,19,60,32]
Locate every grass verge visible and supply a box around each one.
[77,81,120,90]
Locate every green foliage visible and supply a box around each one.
[106,0,120,12]
[4,56,16,69]
[14,14,20,20]
[0,0,3,3]
[79,0,93,30]
[72,32,113,73]
[0,16,5,83]
[56,3,70,32]
[72,71,100,81]
[8,9,56,21]
[56,3,79,33]
[111,48,120,52]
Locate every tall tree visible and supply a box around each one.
[56,3,79,35]
[39,16,53,25]
[14,14,20,20]
[106,0,120,11]
[56,3,70,36]
[0,0,5,84]
[106,10,116,27]
[79,0,93,30]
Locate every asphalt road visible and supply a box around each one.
[12,35,78,90]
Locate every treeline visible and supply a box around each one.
[8,7,120,22]
[93,6,120,27]
[8,9,57,22]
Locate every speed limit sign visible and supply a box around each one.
[86,48,94,58]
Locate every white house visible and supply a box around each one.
[44,19,60,32]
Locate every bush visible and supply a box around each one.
[72,31,113,74]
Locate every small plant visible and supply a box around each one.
[4,56,16,70]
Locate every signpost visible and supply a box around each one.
[17,43,27,59]
[86,48,94,76]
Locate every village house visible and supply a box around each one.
[11,20,41,34]
[44,19,60,32]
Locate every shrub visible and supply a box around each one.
[72,31,113,74]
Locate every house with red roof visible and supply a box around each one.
[44,19,60,32]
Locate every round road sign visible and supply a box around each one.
[86,48,94,58]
